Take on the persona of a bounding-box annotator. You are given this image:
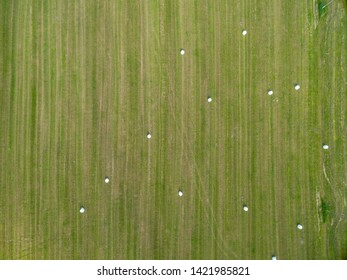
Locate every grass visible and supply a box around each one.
[318,1,328,18]
[321,199,330,223]
[0,0,346,260]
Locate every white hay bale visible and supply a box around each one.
[178,190,183,197]
[147,132,152,139]
[323,144,329,150]
[242,30,248,36]
[207,97,213,103]
[294,84,301,90]
[243,205,249,212]
[268,90,274,96]
[80,207,85,214]
[180,49,185,55]
[104,177,110,183]
[297,224,303,230]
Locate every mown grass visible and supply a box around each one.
[0,0,346,260]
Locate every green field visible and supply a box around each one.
[0,0,346,260]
